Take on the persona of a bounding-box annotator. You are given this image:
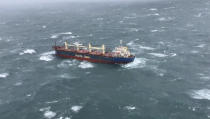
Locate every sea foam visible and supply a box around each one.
[149,8,157,11]
[71,106,83,113]
[19,49,36,55]
[78,62,94,69]
[195,44,206,48]
[158,17,174,21]
[50,32,73,39]
[59,32,72,35]
[44,110,56,119]
[190,89,210,100]
[148,53,168,57]
[123,58,146,69]
[40,107,56,119]
[0,73,9,78]
[146,13,160,16]
[50,35,58,39]
[124,106,136,111]
[39,51,55,62]
[127,41,155,51]
[57,60,77,68]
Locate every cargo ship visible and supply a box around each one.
[53,41,135,64]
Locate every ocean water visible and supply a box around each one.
[0,0,210,119]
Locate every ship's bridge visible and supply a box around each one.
[113,46,131,57]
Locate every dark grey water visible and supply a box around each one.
[0,0,210,119]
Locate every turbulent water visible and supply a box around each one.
[0,0,210,118]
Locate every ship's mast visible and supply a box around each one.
[120,40,123,46]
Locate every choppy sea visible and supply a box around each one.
[0,0,210,118]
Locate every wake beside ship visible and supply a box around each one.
[53,41,135,64]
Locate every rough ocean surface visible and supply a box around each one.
[0,0,210,119]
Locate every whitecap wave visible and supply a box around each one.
[150,30,159,32]
[124,106,136,111]
[147,13,159,16]
[200,76,210,80]
[123,58,146,69]
[194,13,202,17]
[0,73,9,78]
[78,62,94,69]
[127,41,135,46]
[44,110,56,119]
[190,89,210,100]
[46,100,59,104]
[59,73,72,79]
[163,7,176,10]
[127,41,155,51]
[42,25,47,29]
[150,29,165,33]
[58,117,71,119]
[50,32,73,39]
[71,105,83,113]
[64,117,71,119]
[170,53,177,57]
[40,106,56,119]
[50,35,58,39]
[124,16,136,19]
[14,82,23,86]
[139,45,155,50]
[39,51,55,62]
[158,17,174,21]
[59,32,72,35]
[148,53,168,57]
[57,60,77,68]
[19,49,36,55]
[63,35,80,40]
[40,107,51,112]
[195,44,206,48]
[149,8,157,11]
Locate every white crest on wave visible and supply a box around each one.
[42,25,47,29]
[147,13,160,16]
[58,117,71,119]
[124,105,136,111]
[71,105,83,113]
[44,110,56,119]
[127,40,155,51]
[78,62,94,69]
[50,35,58,39]
[123,58,146,69]
[57,60,77,68]
[149,8,157,11]
[195,44,206,48]
[19,49,36,55]
[158,17,174,21]
[149,53,168,57]
[59,32,72,35]
[0,73,9,78]
[39,51,55,62]
[190,89,210,100]
[50,32,73,39]
[150,29,159,32]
